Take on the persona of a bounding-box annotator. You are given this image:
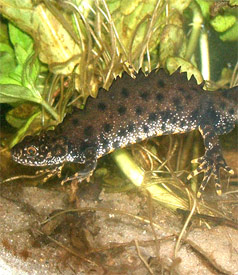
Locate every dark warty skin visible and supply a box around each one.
[11,68,238,197]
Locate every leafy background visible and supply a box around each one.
[0,0,237,147]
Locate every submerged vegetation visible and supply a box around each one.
[0,0,237,209]
[0,0,237,140]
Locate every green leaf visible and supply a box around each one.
[22,53,41,90]
[6,110,29,129]
[0,23,41,89]
[220,21,238,41]
[6,104,38,128]
[8,23,33,66]
[0,2,82,74]
[14,43,31,65]
[170,0,191,12]
[195,0,211,19]
[8,23,33,52]
[6,23,42,90]
[108,0,167,56]
[8,66,23,83]
[229,0,238,6]
[9,111,41,148]
[0,52,16,74]
[28,58,40,84]
[0,21,10,44]
[159,25,186,67]
[211,14,236,33]
[0,75,21,85]
[0,84,42,104]
[0,84,60,121]
[0,42,14,55]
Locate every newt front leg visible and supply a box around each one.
[188,125,234,197]
[61,159,97,184]
[61,147,98,184]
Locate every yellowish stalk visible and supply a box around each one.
[111,149,188,210]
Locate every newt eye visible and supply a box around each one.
[26,146,37,156]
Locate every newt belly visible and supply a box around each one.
[11,68,238,197]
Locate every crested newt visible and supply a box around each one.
[11,68,238,197]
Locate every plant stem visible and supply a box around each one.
[199,29,210,80]
[41,99,60,121]
[185,1,203,61]
[111,149,188,210]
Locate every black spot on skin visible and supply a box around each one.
[180,120,186,128]
[178,87,186,93]
[148,112,157,122]
[190,109,199,119]
[102,139,109,149]
[161,123,166,131]
[118,128,127,137]
[207,108,220,124]
[156,93,164,102]
[169,115,177,124]
[176,105,183,112]
[103,123,112,133]
[192,85,200,92]
[173,97,181,106]
[79,141,89,152]
[140,91,149,101]
[135,106,143,116]
[99,134,109,147]
[158,79,165,88]
[185,94,192,101]
[222,92,231,99]
[219,102,226,110]
[72,118,79,125]
[128,123,135,133]
[118,106,127,115]
[84,126,94,137]
[98,102,107,111]
[121,88,129,98]
[228,108,234,115]
[113,141,120,148]
[143,125,149,133]
[160,111,170,121]
[110,94,115,100]
[173,96,183,112]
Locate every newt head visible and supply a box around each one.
[11,132,86,166]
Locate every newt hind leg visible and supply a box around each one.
[187,125,234,198]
